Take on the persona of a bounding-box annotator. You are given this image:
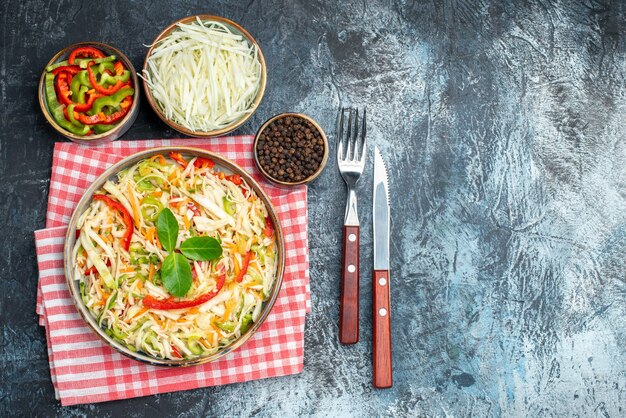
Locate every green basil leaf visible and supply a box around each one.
[161,252,192,297]
[157,208,178,252]
[179,236,223,261]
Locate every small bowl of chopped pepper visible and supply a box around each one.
[254,113,329,186]
[38,42,140,144]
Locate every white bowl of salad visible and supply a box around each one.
[64,147,284,366]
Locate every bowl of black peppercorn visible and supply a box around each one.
[254,113,329,186]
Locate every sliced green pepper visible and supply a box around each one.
[45,60,69,72]
[44,73,90,136]
[100,70,131,86]
[136,179,156,192]
[187,337,204,355]
[75,55,116,69]
[93,123,116,134]
[74,70,92,88]
[70,75,83,101]
[140,196,163,221]
[76,85,89,104]
[129,242,148,265]
[214,321,236,333]
[240,314,253,334]
[97,61,115,74]
[111,324,128,341]
[88,87,134,116]
[79,281,89,305]
[67,104,86,128]
[223,197,236,215]
[105,291,118,310]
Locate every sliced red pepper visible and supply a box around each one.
[68,46,105,65]
[226,174,243,185]
[72,92,103,113]
[263,216,274,237]
[100,103,131,124]
[169,151,188,168]
[193,157,215,169]
[76,112,104,125]
[87,61,127,95]
[76,100,131,125]
[142,272,226,310]
[62,106,71,122]
[92,194,134,251]
[235,251,252,283]
[171,345,182,358]
[51,65,82,75]
[55,73,72,105]
[84,259,111,275]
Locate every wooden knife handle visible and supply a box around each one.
[373,269,392,388]
[340,225,360,344]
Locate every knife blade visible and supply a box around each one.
[373,146,392,388]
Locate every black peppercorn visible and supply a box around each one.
[256,115,326,183]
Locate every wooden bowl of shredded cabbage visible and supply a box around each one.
[141,15,266,137]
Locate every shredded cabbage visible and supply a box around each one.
[140,17,263,133]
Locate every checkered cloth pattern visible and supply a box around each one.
[34,137,310,406]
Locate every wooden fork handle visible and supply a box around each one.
[373,269,392,388]
[340,225,360,344]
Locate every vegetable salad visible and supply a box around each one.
[72,152,277,360]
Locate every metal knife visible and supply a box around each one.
[373,146,392,388]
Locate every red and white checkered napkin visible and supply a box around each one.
[34,137,310,406]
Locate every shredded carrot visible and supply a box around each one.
[220,305,231,322]
[152,190,163,197]
[132,306,148,320]
[145,226,156,242]
[150,154,167,165]
[183,215,190,230]
[211,323,224,337]
[121,266,135,273]
[150,313,166,329]
[233,256,241,277]
[218,172,225,180]
[188,307,199,315]
[148,264,155,282]
[100,292,110,306]
[87,89,95,95]
[126,183,141,229]
[136,279,144,291]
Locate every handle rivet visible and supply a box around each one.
[348,264,356,273]
[378,277,387,286]
[379,308,387,317]
[348,233,356,242]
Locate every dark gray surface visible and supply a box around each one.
[2,0,626,416]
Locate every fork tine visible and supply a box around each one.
[337,108,345,161]
[359,108,367,163]
[345,109,353,161]
[351,109,359,161]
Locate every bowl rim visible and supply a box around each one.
[253,113,329,186]
[38,41,140,142]
[142,14,267,137]
[63,146,286,367]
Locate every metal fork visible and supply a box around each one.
[337,107,367,344]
